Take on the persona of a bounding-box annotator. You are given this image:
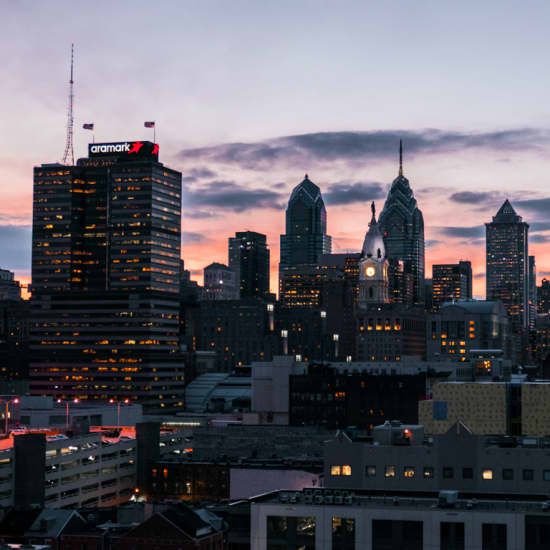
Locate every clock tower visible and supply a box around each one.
[358,202,389,307]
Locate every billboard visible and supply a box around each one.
[88,141,159,161]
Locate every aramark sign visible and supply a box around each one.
[88,141,159,161]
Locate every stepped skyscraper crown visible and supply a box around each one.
[280,174,332,272]
[379,140,425,304]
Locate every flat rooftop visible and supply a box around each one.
[253,488,550,514]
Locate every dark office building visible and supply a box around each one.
[539,278,550,315]
[30,141,184,412]
[427,300,510,362]
[0,269,21,301]
[228,231,270,298]
[289,364,426,430]
[194,297,277,370]
[486,199,529,329]
[432,261,472,311]
[279,175,331,293]
[379,142,425,305]
[355,304,426,361]
[529,255,537,328]
[0,299,30,379]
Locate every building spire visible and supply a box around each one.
[370,201,376,223]
[399,139,403,177]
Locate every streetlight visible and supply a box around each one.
[266,303,275,332]
[1,397,19,435]
[57,398,79,430]
[320,311,327,361]
[109,398,130,427]
[280,329,288,355]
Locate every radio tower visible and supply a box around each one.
[62,44,74,165]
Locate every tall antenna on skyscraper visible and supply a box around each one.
[62,44,75,165]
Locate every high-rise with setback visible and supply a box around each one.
[30,140,184,412]
[379,142,425,305]
[486,199,529,329]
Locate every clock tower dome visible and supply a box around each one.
[358,202,389,307]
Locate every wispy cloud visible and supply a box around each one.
[324,181,386,205]
[436,225,485,239]
[183,180,284,212]
[178,128,550,170]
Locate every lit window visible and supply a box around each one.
[423,467,434,479]
[366,465,376,477]
[331,465,341,476]
[385,465,396,478]
[403,466,415,478]
[482,469,493,480]
[342,465,352,476]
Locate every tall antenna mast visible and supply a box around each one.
[62,44,74,165]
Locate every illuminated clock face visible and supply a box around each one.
[366,266,376,277]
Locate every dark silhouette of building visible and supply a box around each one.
[0,299,30,379]
[0,269,21,301]
[432,261,472,311]
[279,175,331,298]
[228,231,270,298]
[539,278,550,315]
[379,142,425,305]
[427,300,510,363]
[30,141,184,412]
[486,199,529,329]
[203,262,238,300]
[289,364,426,430]
[195,298,277,370]
[355,304,426,361]
[529,255,537,328]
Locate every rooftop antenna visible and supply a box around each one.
[62,44,74,165]
[398,139,403,177]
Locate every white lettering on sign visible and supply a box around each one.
[90,143,131,154]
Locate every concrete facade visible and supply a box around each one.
[251,489,533,549]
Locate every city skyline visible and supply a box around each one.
[3,1,550,297]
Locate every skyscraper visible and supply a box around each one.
[431,260,473,311]
[228,231,270,298]
[529,255,537,328]
[280,175,332,274]
[379,142,425,305]
[30,140,184,412]
[486,199,529,329]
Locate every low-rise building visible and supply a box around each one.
[250,487,545,550]
[420,379,550,436]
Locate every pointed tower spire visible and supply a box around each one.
[398,139,403,177]
[370,201,376,224]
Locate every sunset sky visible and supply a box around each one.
[2,1,550,297]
